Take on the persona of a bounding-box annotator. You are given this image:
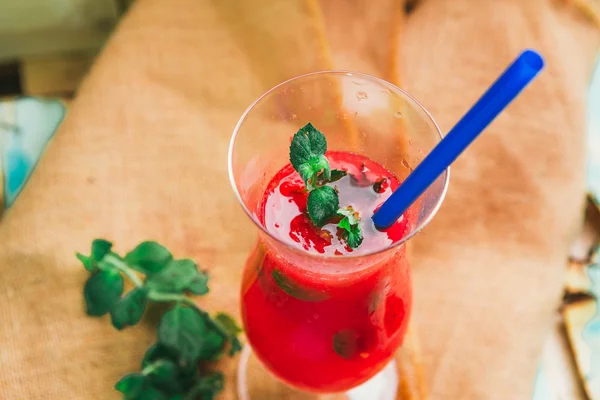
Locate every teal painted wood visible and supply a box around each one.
[531,56,600,399]
[588,59,600,204]
[573,57,600,399]
[0,96,65,208]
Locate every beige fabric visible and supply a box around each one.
[319,0,404,81]
[0,0,598,399]
[403,0,599,398]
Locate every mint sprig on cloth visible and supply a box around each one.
[77,239,242,399]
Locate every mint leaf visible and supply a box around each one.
[76,239,112,272]
[141,344,197,383]
[338,206,363,248]
[110,287,148,330]
[316,169,347,186]
[115,373,146,397]
[196,325,225,361]
[92,239,112,261]
[135,386,168,400]
[290,123,327,167]
[125,241,173,274]
[307,185,339,226]
[115,373,169,400]
[76,253,94,272]
[333,329,359,359]
[158,306,224,363]
[214,313,242,336]
[290,123,331,189]
[145,360,182,394]
[272,270,330,302]
[214,312,243,355]
[328,169,347,183]
[228,337,243,356]
[142,344,196,389]
[84,270,124,316]
[184,372,225,400]
[142,343,177,369]
[145,259,208,295]
[304,157,331,189]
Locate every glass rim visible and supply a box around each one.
[228,70,450,259]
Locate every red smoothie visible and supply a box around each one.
[241,151,413,393]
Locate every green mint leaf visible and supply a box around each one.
[115,373,168,400]
[84,270,124,316]
[290,123,331,189]
[271,270,330,302]
[125,241,173,274]
[289,123,327,168]
[135,386,168,400]
[228,337,243,356]
[338,206,360,224]
[315,168,347,187]
[332,329,359,359]
[328,169,347,183]
[141,343,197,384]
[77,238,113,273]
[115,373,146,397]
[214,313,242,336]
[145,259,209,295]
[76,253,94,272]
[337,206,363,249]
[346,227,362,248]
[295,156,330,190]
[142,343,177,369]
[184,372,225,400]
[91,239,112,261]
[145,360,183,394]
[110,287,148,330]
[214,313,243,355]
[158,306,224,363]
[307,185,339,226]
[197,325,226,361]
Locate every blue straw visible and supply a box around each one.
[372,49,545,229]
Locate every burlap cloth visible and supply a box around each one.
[0,0,599,399]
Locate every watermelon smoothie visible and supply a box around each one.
[229,71,447,399]
[241,151,415,393]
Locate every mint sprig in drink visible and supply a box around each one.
[229,72,448,399]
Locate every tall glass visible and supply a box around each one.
[229,72,448,399]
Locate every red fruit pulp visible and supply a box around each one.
[241,151,413,393]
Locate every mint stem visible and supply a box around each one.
[148,291,195,306]
[104,253,236,348]
[104,253,144,287]
[141,360,168,376]
[79,239,240,400]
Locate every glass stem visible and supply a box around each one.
[345,359,398,400]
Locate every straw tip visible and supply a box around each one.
[520,49,545,73]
